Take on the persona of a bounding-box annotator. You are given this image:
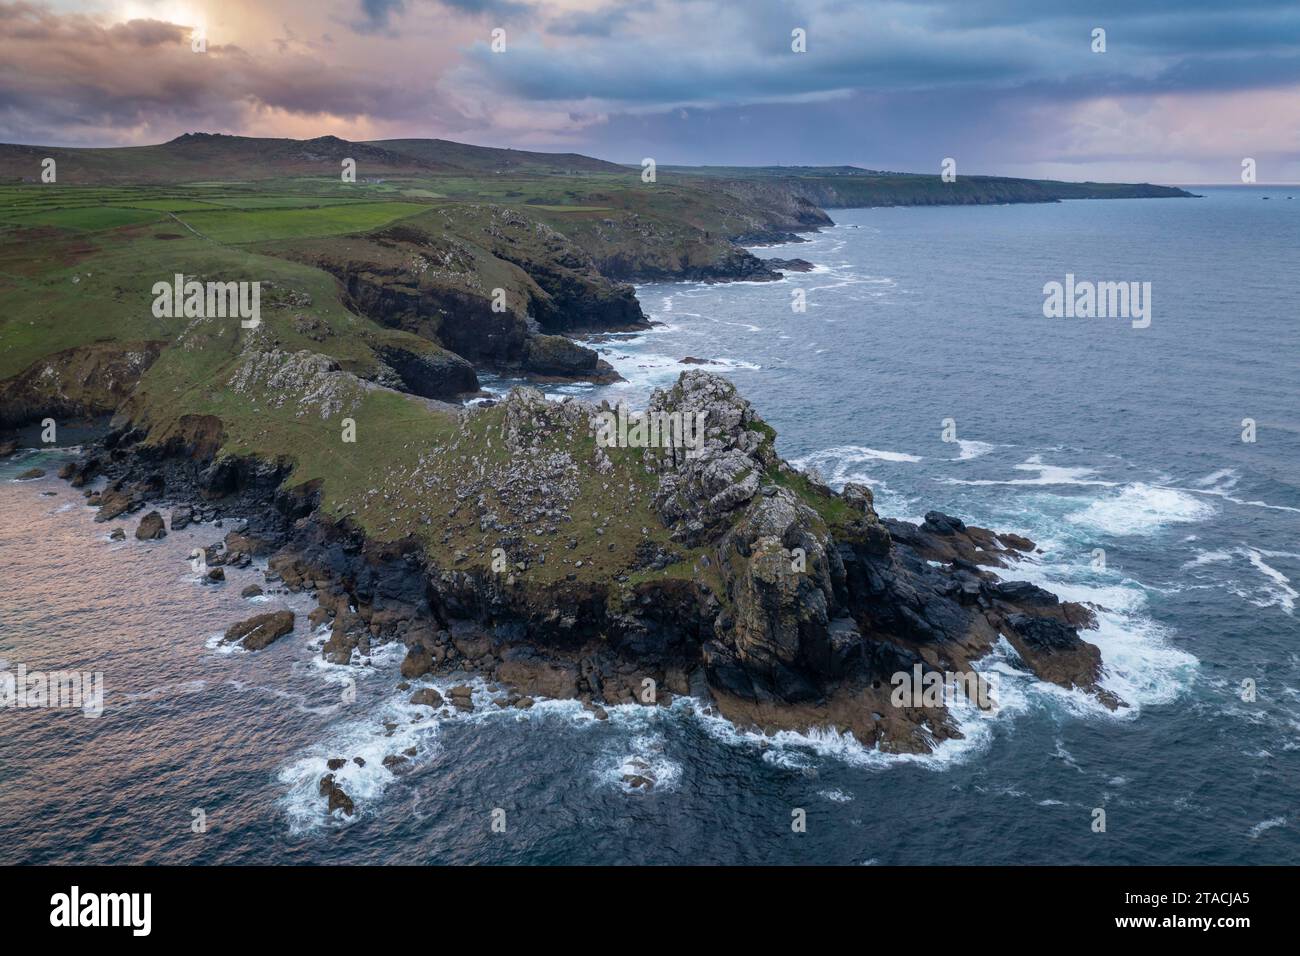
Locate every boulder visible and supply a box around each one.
[135,511,166,540]
[223,610,294,650]
[94,485,136,522]
[400,646,433,679]
[522,334,600,377]
[318,774,355,816]
[409,687,444,708]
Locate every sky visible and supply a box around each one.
[1,0,1298,182]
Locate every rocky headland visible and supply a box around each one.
[38,369,1121,815]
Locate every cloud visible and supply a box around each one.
[546,0,650,38]
[352,0,534,33]
[445,0,1300,110]
[1,0,1297,180]
[354,0,405,32]
[0,0,473,145]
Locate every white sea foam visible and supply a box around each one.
[278,691,446,832]
[276,674,523,831]
[989,558,1200,714]
[1181,467,1300,514]
[941,455,1115,488]
[1195,468,1240,489]
[205,632,245,655]
[793,444,923,468]
[1184,546,1297,614]
[593,731,682,794]
[952,439,995,461]
[819,789,854,803]
[277,671,630,829]
[1248,816,1287,839]
[678,690,1002,774]
[1066,482,1216,536]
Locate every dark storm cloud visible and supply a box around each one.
[355,0,406,32]
[439,0,535,16]
[353,0,533,34]
[547,1,653,38]
[457,0,1300,107]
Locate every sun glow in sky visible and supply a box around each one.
[117,1,201,24]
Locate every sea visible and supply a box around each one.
[1,185,1297,864]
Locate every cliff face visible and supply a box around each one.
[0,341,165,429]
[538,211,791,283]
[269,205,646,381]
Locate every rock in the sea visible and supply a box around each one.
[93,485,136,522]
[222,610,294,650]
[998,532,1035,552]
[522,333,601,377]
[764,257,815,273]
[448,685,474,711]
[16,467,45,480]
[108,528,125,541]
[409,687,444,708]
[240,584,264,598]
[204,567,225,583]
[135,511,166,540]
[318,774,355,816]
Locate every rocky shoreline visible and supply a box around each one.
[25,370,1122,815]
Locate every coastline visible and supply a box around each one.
[25,365,1125,818]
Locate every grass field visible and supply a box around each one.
[0,205,164,231]
[173,201,430,242]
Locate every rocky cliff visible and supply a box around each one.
[53,371,1120,770]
